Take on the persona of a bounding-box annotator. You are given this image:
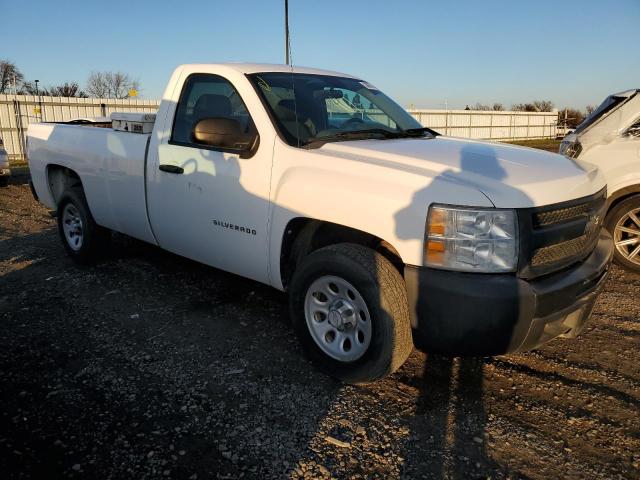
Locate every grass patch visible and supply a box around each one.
[505,138,561,153]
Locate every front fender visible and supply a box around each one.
[268,158,492,289]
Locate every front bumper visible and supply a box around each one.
[404,230,613,356]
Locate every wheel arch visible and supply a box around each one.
[605,186,640,271]
[279,217,405,290]
[46,164,84,207]
[606,185,640,215]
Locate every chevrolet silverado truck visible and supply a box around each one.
[560,89,640,272]
[28,64,613,383]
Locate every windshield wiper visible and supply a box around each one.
[400,127,441,137]
[303,129,399,148]
[304,127,441,148]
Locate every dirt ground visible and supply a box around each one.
[506,139,562,153]
[0,182,638,480]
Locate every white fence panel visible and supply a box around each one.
[0,94,160,162]
[407,109,558,140]
[0,94,559,164]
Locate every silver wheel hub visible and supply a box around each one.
[304,275,372,362]
[613,207,640,266]
[62,203,84,251]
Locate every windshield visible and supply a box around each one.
[249,72,428,147]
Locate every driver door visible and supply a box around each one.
[146,73,272,284]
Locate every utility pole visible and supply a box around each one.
[285,0,290,65]
[34,79,43,122]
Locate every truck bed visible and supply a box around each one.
[28,123,156,244]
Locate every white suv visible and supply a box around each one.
[0,137,10,187]
[560,89,640,272]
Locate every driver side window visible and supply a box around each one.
[171,74,253,146]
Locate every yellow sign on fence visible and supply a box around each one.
[128,89,138,98]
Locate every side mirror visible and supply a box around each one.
[192,118,256,152]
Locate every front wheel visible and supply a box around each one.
[606,195,640,272]
[289,243,413,384]
[57,187,111,264]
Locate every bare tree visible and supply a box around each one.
[512,103,535,112]
[49,82,88,98]
[470,102,505,111]
[532,100,554,112]
[585,105,596,116]
[0,60,24,93]
[512,101,554,112]
[86,72,110,98]
[86,71,140,98]
[559,108,587,128]
[107,72,140,98]
[472,102,492,111]
[18,81,50,96]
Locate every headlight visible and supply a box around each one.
[560,141,582,158]
[425,205,518,272]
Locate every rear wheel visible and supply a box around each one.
[606,195,640,272]
[289,243,413,384]
[0,176,8,187]
[57,187,111,264]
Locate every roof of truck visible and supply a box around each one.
[178,63,358,78]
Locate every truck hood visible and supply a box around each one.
[319,136,604,208]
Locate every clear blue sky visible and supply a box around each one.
[3,0,639,109]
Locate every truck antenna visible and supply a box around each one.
[285,0,291,65]
[285,0,299,146]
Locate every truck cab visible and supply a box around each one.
[28,64,614,383]
[560,89,640,271]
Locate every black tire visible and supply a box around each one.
[289,243,413,384]
[0,176,8,187]
[57,187,111,264]
[605,195,640,273]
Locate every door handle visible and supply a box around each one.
[159,164,184,174]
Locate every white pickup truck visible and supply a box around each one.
[560,89,640,272]
[28,63,613,383]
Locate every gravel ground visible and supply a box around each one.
[1,182,639,480]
